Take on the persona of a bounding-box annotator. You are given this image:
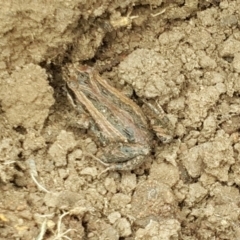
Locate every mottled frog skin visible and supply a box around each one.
[64,64,173,171]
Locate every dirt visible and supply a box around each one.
[1,0,240,239]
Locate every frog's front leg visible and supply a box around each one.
[143,100,174,143]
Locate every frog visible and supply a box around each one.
[63,64,174,171]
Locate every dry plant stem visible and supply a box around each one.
[151,9,166,17]
[83,152,111,178]
[30,173,50,193]
[36,219,47,240]
[83,152,110,167]
[28,159,50,193]
[3,161,16,165]
[53,212,77,240]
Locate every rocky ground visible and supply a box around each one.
[1,1,240,239]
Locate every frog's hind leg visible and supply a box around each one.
[98,155,146,178]
[84,153,145,177]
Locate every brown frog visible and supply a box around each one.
[63,64,173,171]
